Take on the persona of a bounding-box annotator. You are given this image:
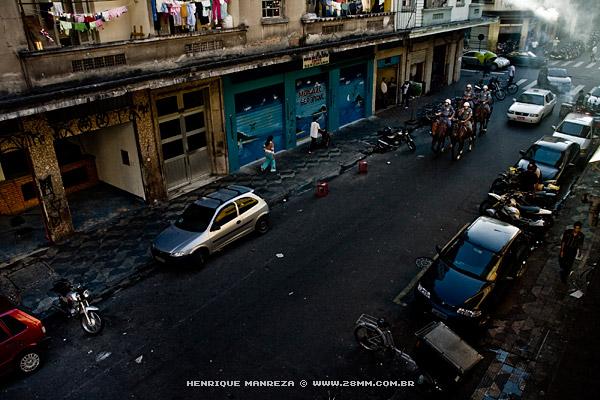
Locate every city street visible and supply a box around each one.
[2,62,599,400]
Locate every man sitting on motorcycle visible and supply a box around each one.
[456,102,473,136]
[478,85,493,114]
[463,84,475,108]
[436,99,455,129]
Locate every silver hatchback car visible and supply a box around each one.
[151,185,270,266]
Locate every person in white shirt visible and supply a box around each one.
[380,77,388,108]
[309,115,323,154]
[508,64,516,85]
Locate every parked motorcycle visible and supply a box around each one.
[375,126,416,153]
[480,193,552,236]
[52,279,103,335]
[489,167,559,208]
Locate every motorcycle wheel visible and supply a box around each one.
[494,89,506,101]
[479,199,496,215]
[354,325,385,351]
[407,138,416,152]
[81,311,104,335]
[490,178,508,194]
[506,83,519,95]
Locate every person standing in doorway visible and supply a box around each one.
[559,221,585,283]
[401,80,411,109]
[380,77,388,108]
[260,135,276,172]
[388,77,398,106]
[507,64,516,85]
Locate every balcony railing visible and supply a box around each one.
[301,12,395,44]
[18,29,247,89]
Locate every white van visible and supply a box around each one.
[552,113,600,160]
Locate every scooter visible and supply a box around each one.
[375,126,416,153]
[52,279,104,335]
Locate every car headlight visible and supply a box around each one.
[417,283,431,299]
[530,114,539,117]
[172,251,188,257]
[457,308,482,318]
[83,289,91,298]
[507,110,515,114]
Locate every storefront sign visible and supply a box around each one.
[302,50,330,69]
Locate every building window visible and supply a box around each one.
[0,150,30,180]
[401,0,415,10]
[432,13,445,20]
[456,0,466,6]
[262,1,282,18]
[121,150,130,166]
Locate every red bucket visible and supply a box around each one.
[316,182,329,197]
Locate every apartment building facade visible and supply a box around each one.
[0,0,493,242]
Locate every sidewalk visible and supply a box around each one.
[0,92,444,318]
[471,160,600,400]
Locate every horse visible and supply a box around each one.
[473,101,491,137]
[450,119,473,161]
[431,115,449,154]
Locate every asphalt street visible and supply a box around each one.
[2,60,598,400]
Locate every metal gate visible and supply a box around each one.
[156,89,211,191]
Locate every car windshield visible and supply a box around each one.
[175,204,215,232]
[528,145,563,167]
[590,87,600,97]
[442,238,497,280]
[548,68,568,77]
[517,94,544,105]
[557,121,591,138]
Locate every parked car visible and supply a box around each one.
[0,296,47,376]
[585,86,600,107]
[507,89,557,124]
[552,113,600,160]
[151,185,270,266]
[516,136,581,184]
[504,50,546,68]
[414,217,531,327]
[546,68,572,93]
[461,50,510,71]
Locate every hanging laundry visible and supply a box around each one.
[95,19,104,30]
[221,0,229,19]
[73,22,87,32]
[212,0,221,22]
[169,2,183,26]
[187,3,197,31]
[40,28,55,42]
[199,0,211,25]
[59,20,72,35]
[151,0,158,22]
[52,2,64,15]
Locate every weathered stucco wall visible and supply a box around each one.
[0,1,29,96]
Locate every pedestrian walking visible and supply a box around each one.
[591,45,598,62]
[507,64,516,85]
[558,221,585,283]
[380,77,388,108]
[309,115,322,154]
[401,80,411,109]
[260,135,276,172]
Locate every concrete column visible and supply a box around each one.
[519,18,530,50]
[22,116,74,242]
[208,80,228,175]
[424,44,434,94]
[447,42,457,85]
[131,90,168,203]
[488,22,500,53]
[228,0,240,27]
[454,39,463,82]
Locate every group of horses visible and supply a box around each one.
[430,98,492,161]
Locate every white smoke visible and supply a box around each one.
[504,0,596,41]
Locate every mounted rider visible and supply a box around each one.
[478,85,493,114]
[436,99,455,129]
[463,84,475,109]
[456,102,473,136]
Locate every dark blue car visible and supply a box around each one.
[415,217,531,327]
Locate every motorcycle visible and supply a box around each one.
[480,193,552,236]
[375,126,416,153]
[489,167,560,208]
[52,279,104,335]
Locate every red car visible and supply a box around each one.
[0,296,47,376]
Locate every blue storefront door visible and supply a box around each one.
[338,64,367,126]
[234,85,285,167]
[295,75,328,141]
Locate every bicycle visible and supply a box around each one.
[354,314,418,370]
[568,262,597,293]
